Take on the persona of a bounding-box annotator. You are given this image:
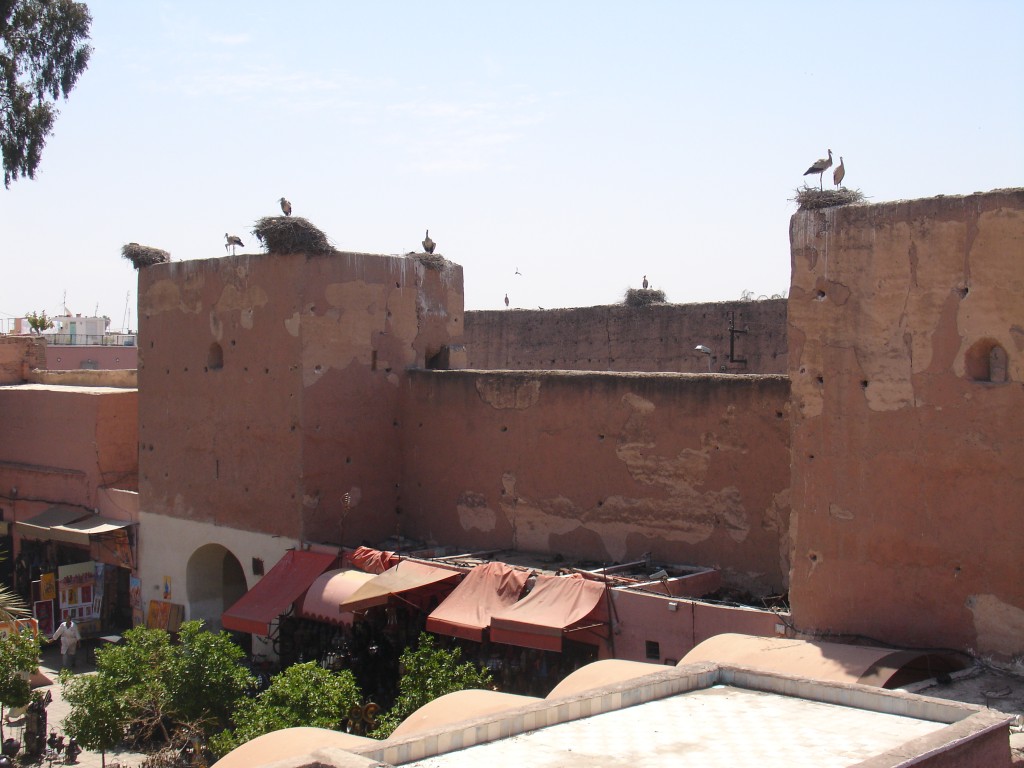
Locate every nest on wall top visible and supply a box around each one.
[410,252,449,271]
[624,287,666,307]
[253,216,334,255]
[121,243,170,269]
[793,187,866,210]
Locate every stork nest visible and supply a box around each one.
[793,187,865,210]
[624,287,666,307]
[121,243,170,269]
[252,216,334,255]
[410,252,449,271]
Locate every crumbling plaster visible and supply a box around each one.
[139,250,464,546]
[402,370,791,594]
[788,189,1024,657]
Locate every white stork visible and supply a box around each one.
[833,157,846,189]
[642,275,649,289]
[225,233,244,255]
[803,149,833,191]
[279,197,292,216]
[422,230,436,254]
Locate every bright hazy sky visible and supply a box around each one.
[2,1,1022,331]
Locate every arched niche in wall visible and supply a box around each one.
[186,543,246,633]
[964,338,1009,383]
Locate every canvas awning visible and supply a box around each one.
[426,561,529,642]
[14,507,133,545]
[295,569,376,625]
[222,550,337,636]
[337,560,463,614]
[490,574,609,652]
[347,545,400,574]
[50,514,133,546]
[14,507,90,539]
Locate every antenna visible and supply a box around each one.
[122,292,132,332]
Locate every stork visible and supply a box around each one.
[642,275,649,289]
[422,230,436,254]
[279,197,292,216]
[833,157,845,189]
[504,293,510,308]
[225,233,244,255]
[803,149,833,191]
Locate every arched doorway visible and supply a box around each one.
[187,543,247,633]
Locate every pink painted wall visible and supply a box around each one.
[464,300,788,374]
[0,386,138,529]
[137,250,463,545]
[400,369,792,595]
[46,345,137,370]
[609,587,784,664]
[788,189,1024,658]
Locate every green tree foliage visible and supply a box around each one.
[61,622,254,752]
[0,627,41,735]
[0,0,92,187]
[23,309,53,333]
[370,633,493,739]
[208,662,362,758]
[61,672,126,762]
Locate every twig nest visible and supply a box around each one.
[792,187,866,210]
[625,287,666,307]
[252,216,334,255]
[121,243,170,269]
[411,253,448,271]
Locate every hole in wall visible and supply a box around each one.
[500,426,508,432]
[861,380,869,389]
[207,342,224,370]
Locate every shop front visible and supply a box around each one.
[12,507,136,637]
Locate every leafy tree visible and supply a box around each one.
[61,621,255,752]
[208,662,362,758]
[1,0,92,187]
[61,672,126,768]
[370,633,493,739]
[0,627,40,738]
[24,309,53,333]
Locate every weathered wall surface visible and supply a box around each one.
[0,385,139,525]
[46,344,138,371]
[138,251,463,546]
[463,301,787,374]
[787,189,1024,657]
[400,370,792,594]
[0,336,46,383]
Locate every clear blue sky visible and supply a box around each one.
[2,1,1022,330]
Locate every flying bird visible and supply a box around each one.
[642,275,649,289]
[833,157,845,188]
[515,267,522,276]
[804,148,833,190]
[279,197,292,216]
[504,294,510,307]
[422,230,436,254]
[225,233,244,254]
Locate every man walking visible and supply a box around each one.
[52,618,81,671]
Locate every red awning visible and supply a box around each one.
[490,574,608,652]
[347,546,400,574]
[222,550,337,635]
[338,560,463,613]
[425,562,529,642]
[296,569,376,625]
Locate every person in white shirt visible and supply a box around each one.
[52,619,81,670]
